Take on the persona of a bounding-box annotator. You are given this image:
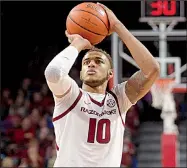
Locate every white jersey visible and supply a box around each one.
[52,78,133,167]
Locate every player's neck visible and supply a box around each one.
[82,83,107,94]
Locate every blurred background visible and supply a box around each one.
[1,1,186,168]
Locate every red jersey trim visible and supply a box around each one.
[88,93,107,107]
[108,91,125,127]
[52,90,82,122]
[54,85,71,98]
[56,142,59,151]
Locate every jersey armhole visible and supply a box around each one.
[52,90,83,122]
[113,82,136,113]
[108,90,125,128]
[53,85,72,99]
[53,78,79,104]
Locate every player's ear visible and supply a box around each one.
[108,69,113,79]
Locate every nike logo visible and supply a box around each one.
[84,101,91,105]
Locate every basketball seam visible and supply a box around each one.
[73,9,109,33]
[68,15,106,36]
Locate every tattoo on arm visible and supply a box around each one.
[125,70,159,104]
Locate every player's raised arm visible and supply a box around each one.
[98,3,160,104]
[114,23,160,104]
[44,31,93,98]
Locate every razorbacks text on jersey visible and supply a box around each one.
[52,78,133,167]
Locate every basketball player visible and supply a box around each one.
[44,3,160,167]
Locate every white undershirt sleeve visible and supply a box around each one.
[44,46,79,96]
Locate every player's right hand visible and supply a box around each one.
[65,30,93,52]
[97,3,120,35]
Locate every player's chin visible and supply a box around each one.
[83,75,97,81]
[83,79,101,87]
[85,74,98,80]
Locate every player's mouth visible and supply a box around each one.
[87,69,96,75]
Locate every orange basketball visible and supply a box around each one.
[66,2,109,45]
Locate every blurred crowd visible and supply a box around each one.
[1,78,56,167]
[1,68,186,168]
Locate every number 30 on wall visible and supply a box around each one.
[142,0,183,18]
[150,0,176,16]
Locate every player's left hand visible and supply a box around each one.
[65,30,93,51]
[97,2,121,35]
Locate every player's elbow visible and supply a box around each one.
[44,65,61,83]
[151,61,160,78]
[154,61,160,75]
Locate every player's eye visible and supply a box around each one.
[95,60,103,64]
[83,60,90,65]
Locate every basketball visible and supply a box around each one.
[66,2,109,45]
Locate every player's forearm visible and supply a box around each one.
[44,45,79,83]
[114,22,160,76]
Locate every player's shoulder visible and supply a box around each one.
[110,81,133,105]
[110,81,135,113]
[110,81,127,95]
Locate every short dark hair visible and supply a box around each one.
[85,47,113,68]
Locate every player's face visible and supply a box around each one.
[81,51,113,87]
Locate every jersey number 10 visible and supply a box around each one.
[87,118,111,144]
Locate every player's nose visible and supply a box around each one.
[88,60,96,68]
